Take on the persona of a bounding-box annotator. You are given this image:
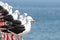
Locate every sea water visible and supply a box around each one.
[0,0,60,40]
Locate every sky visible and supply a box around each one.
[17,0,60,3]
[1,0,60,3]
[0,0,60,8]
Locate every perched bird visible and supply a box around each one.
[17,16,35,40]
[0,2,13,15]
[18,16,35,36]
[4,3,9,11]
[12,10,20,20]
[0,1,5,7]
[19,13,28,25]
[8,5,13,15]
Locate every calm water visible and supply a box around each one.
[0,0,60,40]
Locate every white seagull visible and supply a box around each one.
[0,1,5,7]
[18,15,35,40]
[8,5,13,15]
[0,2,13,15]
[19,13,28,25]
[4,3,13,15]
[12,10,20,20]
[4,3,9,11]
[18,16,35,36]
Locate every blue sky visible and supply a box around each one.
[1,0,60,3]
[18,0,60,2]
[0,0,60,8]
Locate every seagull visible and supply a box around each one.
[18,16,35,40]
[18,16,35,36]
[18,15,35,40]
[4,3,13,15]
[8,5,13,15]
[4,3,9,11]
[18,13,28,25]
[0,2,13,15]
[12,10,20,20]
[0,1,5,7]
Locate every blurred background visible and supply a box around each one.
[0,0,60,40]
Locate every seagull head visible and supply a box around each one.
[0,1,4,7]
[5,3,9,7]
[23,13,27,17]
[15,10,20,15]
[27,16,35,23]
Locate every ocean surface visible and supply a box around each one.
[0,0,60,40]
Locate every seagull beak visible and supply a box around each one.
[32,19,35,23]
